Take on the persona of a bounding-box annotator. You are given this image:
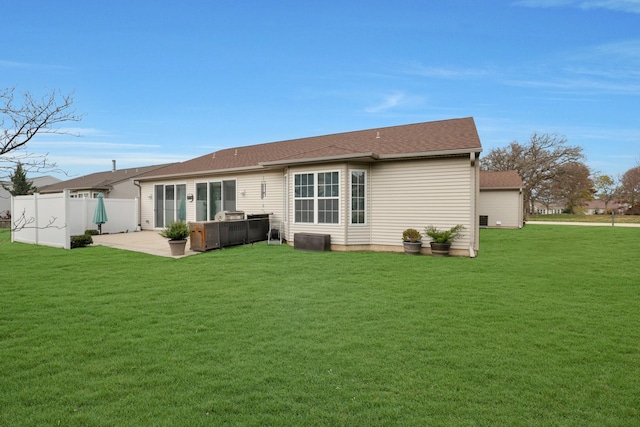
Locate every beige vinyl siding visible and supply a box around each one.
[370,157,473,249]
[235,171,284,224]
[479,189,523,228]
[139,182,154,229]
[109,180,139,199]
[346,226,370,245]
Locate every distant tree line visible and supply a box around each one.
[481,132,640,216]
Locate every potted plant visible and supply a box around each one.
[160,220,190,256]
[424,224,465,256]
[402,228,423,255]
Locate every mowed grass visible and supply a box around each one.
[1,226,639,426]
[529,213,640,223]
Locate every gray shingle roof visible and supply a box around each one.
[480,171,523,189]
[38,164,175,193]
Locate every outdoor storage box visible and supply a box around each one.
[294,233,331,251]
[189,216,270,252]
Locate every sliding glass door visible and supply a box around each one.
[193,180,236,221]
[154,184,186,228]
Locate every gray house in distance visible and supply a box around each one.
[0,175,61,217]
[136,117,483,257]
[479,170,524,228]
[38,162,174,199]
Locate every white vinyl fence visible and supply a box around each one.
[11,191,138,249]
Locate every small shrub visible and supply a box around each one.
[160,221,190,240]
[424,224,465,244]
[71,234,93,249]
[85,229,100,236]
[402,228,422,242]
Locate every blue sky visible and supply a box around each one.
[2,0,639,180]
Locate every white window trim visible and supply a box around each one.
[153,183,187,227]
[349,169,367,225]
[293,170,341,225]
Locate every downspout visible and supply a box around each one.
[134,180,142,230]
[343,164,349,248]
[282,168,288,242]
[469,152,478,258]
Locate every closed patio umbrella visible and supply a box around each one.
[93,193,108,234]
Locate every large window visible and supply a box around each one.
[195,180,236,221]
[294,171,339,224]
[350,170,366,224]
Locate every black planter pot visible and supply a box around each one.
[403,241,423,255]
[430,242,451,257]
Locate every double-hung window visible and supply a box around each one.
[350,170,366,224]
[318,172,339,224]
[294,173,315,223]
[294,171,340,224]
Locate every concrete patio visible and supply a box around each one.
[91,230,199,258]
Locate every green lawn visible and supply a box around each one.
[1,226,639,426]
[528,213,640,223]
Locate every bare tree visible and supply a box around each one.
[1,87,82,177]
[481,132,584,216]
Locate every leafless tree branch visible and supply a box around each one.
[10,208,66,232]
[1,87,82,176]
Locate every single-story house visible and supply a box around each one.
[584,199,626,215]
[38,161,174,199]
[136,117,483,257]
[533,202,565,215]
[478,170,524,228]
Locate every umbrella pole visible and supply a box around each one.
[98,224,102,235]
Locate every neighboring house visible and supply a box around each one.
[136,117,483,257]
[585,199,626,215]
[533,202,565,215]
[478,171,523,228]
[585,199,606,215]
[38,161,174,199]
[0,175,61,217]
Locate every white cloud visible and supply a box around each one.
[404,63,490,79]
[29,140,162,150]
[504,39,640,95]
[580,0,640,13]
[0,59,71,70]
[364,91,424,114]
[513,0,640,13]
[512,0,574,7]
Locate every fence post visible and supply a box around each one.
[10,194,15,243]
[34,193,40,245]
[64,190,71,249]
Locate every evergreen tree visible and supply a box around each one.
[2,162,37,195]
